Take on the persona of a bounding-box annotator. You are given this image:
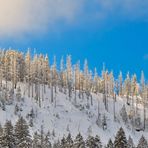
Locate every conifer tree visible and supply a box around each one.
[73,133,85,148]
[119,71,123,96]
[94,135,102,148]
[15,116,32,148]
[85,135,95,148]
[124,72,131,105]
[137,135,148,148]
[53,140,60,148]
[0,124,3,147]
[102,114,107,130]
[44,131,52,148]
[120,105,128,124]
[106,139,113,148]
[1,120,15,148]
[114,127,127,148]
[61,136,66,148]
[33,132,41,148]
[65,133,73,148]
[127,136,134,148]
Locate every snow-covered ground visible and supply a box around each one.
[0,82,147,146]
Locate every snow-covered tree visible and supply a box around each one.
[1,120,15,148]
[127,136,135,148]
[15,116,32,148]
[102,114,107,130]
[118,71,123,96]
[137,135,148,148]
[106,139,113,148]
[61,136,66,148]
[33,132,41,148]
[114,127,127,148]
[94,135,102,148]
[65,133,73,148]
[120,105,128,124]
[16,86,22,101]
[124,72,131,105]
[73,133,85,148]
[86,135,95,148]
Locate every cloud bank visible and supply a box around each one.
[0,0,148,38]
[0,0,82,37]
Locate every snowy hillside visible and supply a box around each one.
[0,81,148,146]
[0,49,148,147]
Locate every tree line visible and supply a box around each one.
[0,116,147,148]
[0,49,147,100]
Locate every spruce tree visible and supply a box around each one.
[0,123,3,146]
[114,127,127,148]
[106,139,113,148]
[85,135,95,148]
[44,131,52,148]
[65,133,73,148]
[15,116,32,148]
[137,135,148,148]
[61,136,66,148]
[127,136,134,148]
[73,133,85,148]
[53,140,60,148]
[1,120,15,148]
[33,132,41,148]
[94,135,102,148]
[120,105,128,124]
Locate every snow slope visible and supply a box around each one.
[0,82,147,146]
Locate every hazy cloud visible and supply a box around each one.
[0,0,148,38]
[93,0,148,20]
[0,0,82,37]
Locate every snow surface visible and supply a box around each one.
[0,82,148,146]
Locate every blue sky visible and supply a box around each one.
[0,0,148,80]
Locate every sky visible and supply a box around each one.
[0,0,148,80]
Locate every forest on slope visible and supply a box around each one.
[0,49,148,147]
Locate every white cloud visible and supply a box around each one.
[0,0,148,38]
[0,0,82,37]
[95,0,148,20]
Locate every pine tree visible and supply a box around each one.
[102,114,107,130]
[137,135,148,148]
[119,71,123,96]
[73,133,85,148]
[1,120,15,148]
[61,136,66,148]
[66,55,73,99]
[120,105,128,124]
[44,131,52,148]
[0,123,3,147]
[124,72,131,105]
[33,132,41,148]
[114,127,127,148]
[16,86,22,101]
[106,139,113,148]
[135,113,142,130]
[53,140,60,148]
[14,104,19,115]
[141,71,145,96]
[65,133,73,148]
[85,135,95,148]
[25,49,31,98]
[15,116,32,148]
[94,135,102,148]
[127,136,134,148]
